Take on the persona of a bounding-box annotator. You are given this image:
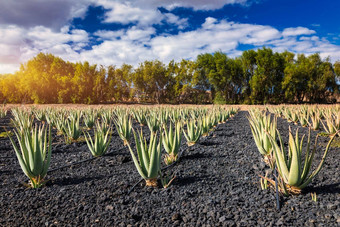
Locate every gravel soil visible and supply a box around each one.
[0,111,339,226]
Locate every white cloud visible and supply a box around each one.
[95,0,164,26]
[164,13,189,30]
[94,30,125,40]
[0,0,90,29]
[282,27,316,37]
[93,0,250,27]
[0,25,90,73]
[156,0,250,10]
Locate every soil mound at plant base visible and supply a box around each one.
[0,111,339,226]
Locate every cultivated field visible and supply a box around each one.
[0,104,339,226]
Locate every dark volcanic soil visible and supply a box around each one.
[0,111,339,226]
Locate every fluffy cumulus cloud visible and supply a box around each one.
[1,0,340,74]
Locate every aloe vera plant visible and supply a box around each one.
[84,126,111,157]
[11,108,34,131]
[298,110,309,127]
[248,110,277,168]
[127,130,162,187]
[8,124,52,188]
[310,110,321,131]
[146,112,160,134]
[101,109,113,125]
[32,108,47,122]
[95,120,110,135]
[83,110,96,129]
[162,121,182,165]
[113,114,132,146]
[201,115,213,137]
[322,111,339,135]
[267,128,338,195]
[183,119,202,146]
[64,112,82,143]
[133,108,147,126]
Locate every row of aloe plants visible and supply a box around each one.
[267,105,340,134]
[5,105,237,188]
[248,108,339,196]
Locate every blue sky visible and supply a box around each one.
[0,0,340,73]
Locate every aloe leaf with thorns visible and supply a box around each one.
[162,121,182,165]
[267,128,338,195]
[127,130,162,187]
[183,119,202,146]
[8,124,52,188]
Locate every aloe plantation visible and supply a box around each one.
[0,104,339,226]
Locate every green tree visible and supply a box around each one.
[71,61,98,104]
[133,60,168,104]
[167,59,196,103]
[249,47,285,104]
[240,50,257,103]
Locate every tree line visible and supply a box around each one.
[0,47,339,104]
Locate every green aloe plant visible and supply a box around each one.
[322,111,339,135]
[11,108,34,132]
[162,121,182,165]
[248,110,277,168]
[132,108,147,126]
[146,112,160,134]
[32,108,47,122]
[127,130,162,187]
[267,128,338,195]
[310,110,321,131]
[83,110,96,129]
[64,112,82,143]
[298,110,309,127]
[113,114,132,146]
[84,126,111,157]
[201,115,213,137]
[183,119,202,146]
[8,124,52,188]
